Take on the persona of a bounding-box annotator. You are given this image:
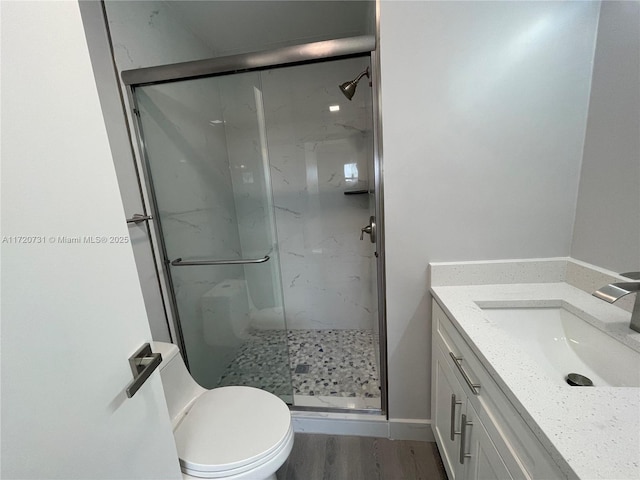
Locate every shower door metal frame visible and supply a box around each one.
[122,36,375,86]
[122,35,389,416]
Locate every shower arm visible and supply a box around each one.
[353,68,370,84]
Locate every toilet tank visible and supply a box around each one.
[153,342,206,427]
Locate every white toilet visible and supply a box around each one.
[153,341,294,480]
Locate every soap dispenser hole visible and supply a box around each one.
[566,373,593,386]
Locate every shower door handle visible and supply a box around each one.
[126,213,152,224]
[360,216,376,243]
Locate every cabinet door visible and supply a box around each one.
[461,403,513,480]
[433,344,466,480]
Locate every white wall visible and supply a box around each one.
[1,2,180,477]
[571,1,640,273]
[379,1,600,421]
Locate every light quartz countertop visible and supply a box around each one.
[431,282,640,480]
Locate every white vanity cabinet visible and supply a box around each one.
[433,323,513,480]
[431,301,565,480]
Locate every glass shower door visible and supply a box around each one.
[134,71,292,403]
[259,56,381,409]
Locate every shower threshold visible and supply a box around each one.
[293,394,381,410]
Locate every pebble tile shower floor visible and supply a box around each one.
[217,329,381,401]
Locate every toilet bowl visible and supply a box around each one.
[153,342,294,480]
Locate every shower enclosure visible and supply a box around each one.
[125,37,385,412]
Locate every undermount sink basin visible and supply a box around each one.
[480,306,640,387]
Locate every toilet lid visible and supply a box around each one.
[174,386,291,475]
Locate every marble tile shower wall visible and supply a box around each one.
[260,58,376,330]
[137,79,246,387]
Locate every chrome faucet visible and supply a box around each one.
[593,272,640,333]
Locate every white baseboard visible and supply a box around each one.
[291,411,434,441]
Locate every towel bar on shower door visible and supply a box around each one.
[170,255,270,266]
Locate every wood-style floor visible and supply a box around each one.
[277,433,448,480]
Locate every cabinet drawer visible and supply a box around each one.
[433,303,485,406]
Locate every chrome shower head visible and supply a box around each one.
[339,67,370,101]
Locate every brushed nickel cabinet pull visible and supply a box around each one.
[450,394,463,441]
[449,352,481,395]
[459,413,473,464]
